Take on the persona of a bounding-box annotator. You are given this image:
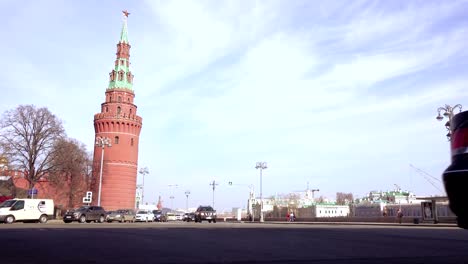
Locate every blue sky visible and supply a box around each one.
[1,0,468,211]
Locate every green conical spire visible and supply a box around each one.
[120,17,129,44]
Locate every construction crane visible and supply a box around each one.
[409,164,444,194]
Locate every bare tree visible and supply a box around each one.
[0,105,65,190]
[49,138,89,208]
[336,192,354,205]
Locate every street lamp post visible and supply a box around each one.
[169,195,174,210]
[209,180,219,209]
[436,104,463,141]
[255,161,267,223]
[185,190,190,211]
[138,167,149,205]
[95,136,112,206]
[168,184,178,210]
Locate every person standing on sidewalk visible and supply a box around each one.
[397,209,403,224]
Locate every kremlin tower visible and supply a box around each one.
[92,11,142,210]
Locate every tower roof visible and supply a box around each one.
[107,11,133,91]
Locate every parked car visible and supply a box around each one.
[165,212,177,221]
[194,206,217,223]
[0,198,54,224]
[135,210,154,222]
[107,209,136,223]
[152,210,162,222]
[63,206,106,223]
[183,212,195,222]
[175,213,184,221]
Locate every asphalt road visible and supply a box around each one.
[1,221,467,264]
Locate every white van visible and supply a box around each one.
[0,198,54,224]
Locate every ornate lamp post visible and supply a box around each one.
[255,161,267,223]
[436,104,462,141]
[95,136,112,206]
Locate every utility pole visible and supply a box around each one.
[209,180,219,209]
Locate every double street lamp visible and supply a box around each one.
[95,136,112,206]
[436,104,462,141]
[138,167,149,205]
[168,184,178,210]
[255,161,267,223]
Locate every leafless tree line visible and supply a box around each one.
[0,105,91,207]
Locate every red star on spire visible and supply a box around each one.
[123,10,130,17]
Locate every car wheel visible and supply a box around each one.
[79,215,86,223]
[63,220,71,223]
[5,215,15,224]
[98,215,105,223]
[208,220,212,223]
[107,220,112,223]
[213,219,216,223]
[39,214,48,224]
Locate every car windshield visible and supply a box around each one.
[116,210,126,213]
[153,210,161,214]
[137,210,147,214]
[76,206,90,211]
[198,206,213,211]
[0,200,16,208]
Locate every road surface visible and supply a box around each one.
[1,221,467,264]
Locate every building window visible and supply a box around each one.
[105,107,108,112]
[129,109,132,115]
[115,136,119,144]
[131,138,134,146]
[118,71,124,81]
[118,96,122,103]
[117,107,121,115]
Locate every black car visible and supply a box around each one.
[183,212,195,222]
[152,210,163,222]
[63,206,107,223]
[194,206,217,223]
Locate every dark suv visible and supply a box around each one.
[194,206,217,223]
[63,206,107,223]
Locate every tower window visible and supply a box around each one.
[117,106,121,115]
[118,71,124,81]
[115,136,119,144]
[118,96,122,103]
[131,138,134,146]
[106,107,108,112]
[129,109,132,115]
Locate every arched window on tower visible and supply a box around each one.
[105,107,108,113]
[118,71,124,81]
[129,108,132,115]
[131,138,134,146]
[127,72,132,83]
[118,96,122,103]
[115,136,119,144]
[117,106,121,115]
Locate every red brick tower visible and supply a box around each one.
[92,11,142,210]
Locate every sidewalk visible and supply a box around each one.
[248,221,458,228]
